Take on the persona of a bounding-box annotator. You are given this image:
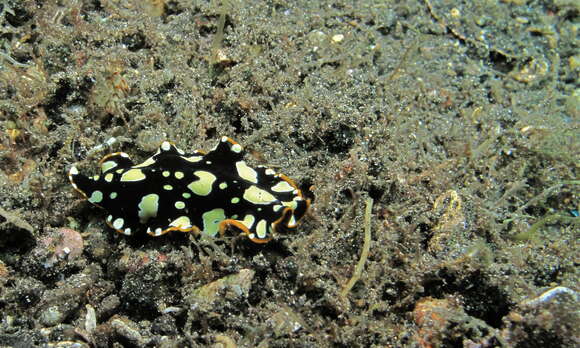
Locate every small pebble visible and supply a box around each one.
[39,306,64,326]
[332,34,344,43]
[111,317,144,345]
[85,304,96,333]
[37,228,84,267]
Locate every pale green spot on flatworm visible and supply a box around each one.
[113,218,124,229]
[271,180,295,193]
[231,143,242,153]
[120,169,146,182]
[133,157,156,168]
[88,190,103,204]
[256,219,268,239]
[184,156,203,163]
[241,214,255,229]
[170,216,191,229]
[235,161,258,183]
[104,173,114,182]
[101,160,118,173]
[202,208,226,237]
[138,193,159,223]
[243,185,277,205]
[187,171,216,196]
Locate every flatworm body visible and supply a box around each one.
[68,137,310,243]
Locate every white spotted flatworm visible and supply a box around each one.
[68,137,310,243]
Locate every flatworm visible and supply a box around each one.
[68,137,310,243]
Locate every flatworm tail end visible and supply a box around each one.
[68,165,94,200]
[68,165,90,198]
